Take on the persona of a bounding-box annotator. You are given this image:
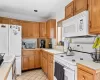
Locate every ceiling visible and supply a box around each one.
[0,0,71,21]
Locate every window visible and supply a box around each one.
[57,27,62,44]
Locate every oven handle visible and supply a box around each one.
[64,67,75,72]
[55,61,65,67]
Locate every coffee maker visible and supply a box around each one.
[40,39,45,48]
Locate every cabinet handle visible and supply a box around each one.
[82,76,85,80]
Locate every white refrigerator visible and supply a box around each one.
[0,24,22,75]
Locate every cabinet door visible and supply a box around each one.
[27,22,34,38]
[48,54,54,80]
[22,56,29,70]
[65,1,74,19]
[46,21,51,38]
[21,21,29,38]
[74,0,88,14]
[21,21,39,38]
[51,20,56,38]
[78,69,93,80]
[46,19,56,38]
[29,55,34,69]
[89,0,100,34]
[48,62,54,80]
[40,51,43,68]
[42,57,48,75]
[40,22,46,38]
[34,50,40,68]
[33,22,39,38]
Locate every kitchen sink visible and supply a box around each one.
[3,55,15,63]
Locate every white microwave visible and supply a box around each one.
[62,11,90,37]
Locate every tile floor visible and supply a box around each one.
[16,69,48,80]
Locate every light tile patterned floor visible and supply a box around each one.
[16,69,48,80]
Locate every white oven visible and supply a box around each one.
[62,11,89,37]
[54,55,77,80]
[64,67,75,80]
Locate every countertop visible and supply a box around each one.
[42,49,63,54]
[0,58,15,80]
[22,48,41,50]
[22,48,64,55]
[77,60,100,72]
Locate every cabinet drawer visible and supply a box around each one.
[42,51,48,59]
[22,50,34,56]
[78,69,93,80]
[48,54,54,63]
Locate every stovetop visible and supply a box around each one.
[54,52,92,66]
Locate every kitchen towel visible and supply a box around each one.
[54,62,64,80]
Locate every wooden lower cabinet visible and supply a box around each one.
[42,57,48,75]
[34,50,40,68]
[22,56,29,70]
[22,50,40,71]
[41,51,54,80]
[78,69,93,80]
[22,49,54,80]
[48,62,54,80]
[78,64,100,80]
[29,55,34,69]
[48,54,54,80]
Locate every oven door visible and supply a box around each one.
[64,67,75,80]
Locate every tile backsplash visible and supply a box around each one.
[65,37,96,44]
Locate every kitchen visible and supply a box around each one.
[0,0,100,80]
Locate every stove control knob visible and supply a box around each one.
[80,58,83,60]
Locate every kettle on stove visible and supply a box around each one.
[66,47,74,56]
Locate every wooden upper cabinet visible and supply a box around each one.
[65,1,74,19]
[33,22,39,38]
[0,17,21,25]
[46,19,56,38]
[74,0,88,15]
[39,22,47,38]
[46,21,50,38]
[0,17,10,24]
[21,21,39,38]
[9,19,21,25]
[21,21,29,38]
[89,0,100,34]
